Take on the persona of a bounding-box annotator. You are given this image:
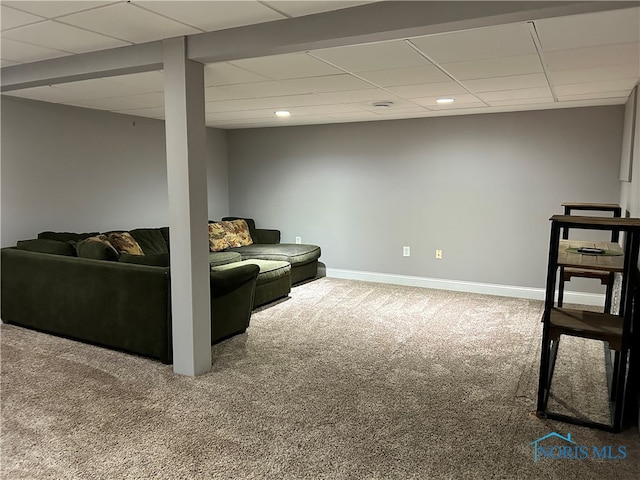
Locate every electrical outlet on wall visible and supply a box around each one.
[435,249,443,259]
[295,236,302,244]
[403,246,410,257]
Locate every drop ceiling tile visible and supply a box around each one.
[545,43,640,72]
[1,5,45,31]
[108,71,165,92]
[385,81,468,99]
[3,1,113,18]
[463,73,549,93]
[205,99,262,114]
[205,94,327,113]
[555,79,638,96]
[441,54,543,80]
[357,65,450,87]
[323,111,378,119]
[2,20,130,54]
[136,1,284,31]
[311,40,429,72]
[476,87,553,102]
[263,1,372,17]
[70,92,165,111]
[550,64,640,86]
[288,104,365,115]
[60,2,200,43]
[206,110,277,121]
[315,89,395,104]
[0,37,70,62]
[535,7,640,51]
[410,23,536,63]
[281,74,372,93]
[412,94,483,108]
[204,63,271,86]
[223,80,315,98]
[428,102,488,111]
[205,86,255,102]
[2,85,70,102]
[557,90,632,102]
[1,59,21,66]
[247,94,332,109]
[371,107,428,117]
[230,53,342,80]
[487,97,554,107]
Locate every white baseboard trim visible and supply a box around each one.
[322,267,605,306]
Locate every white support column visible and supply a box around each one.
[163,37,211,376]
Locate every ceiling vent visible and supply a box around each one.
[371,101,394,108]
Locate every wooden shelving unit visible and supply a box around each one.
[536,214,640,432]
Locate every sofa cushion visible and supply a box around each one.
[222,217,257,242]
[228,244,321,266]
[209,251,242,267]
[76,235,119,261]
[16,239,77,257]
[120,253,170,267]
[38,231,99,243]
[129,228,169,255]
[107,232,144,255]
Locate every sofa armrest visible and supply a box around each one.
[255,228,280,244]
[209,263,259,343]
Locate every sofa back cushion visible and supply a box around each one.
[38,231,99,243]
[129,228,170,255]
[119,252,170,267]
[16,239,77,257]
[76,235,119,261]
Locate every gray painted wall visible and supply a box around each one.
[0,96,229,247]
[227,106,624,291]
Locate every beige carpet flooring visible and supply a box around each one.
[1,277,639,479]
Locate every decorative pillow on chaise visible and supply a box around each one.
[225,219,253,247]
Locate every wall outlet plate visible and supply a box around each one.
[435,249,442,259]
[295,236,302,244]
[403,246,410,257]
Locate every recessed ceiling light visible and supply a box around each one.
[436,98,455,105]
[275,110,291,117]
[372,101,393,108]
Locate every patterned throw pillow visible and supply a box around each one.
[208,220,254,251]
[225,219,253,247]
[208,222,231,252]
[107,232,144,255]
[77,235,119,261]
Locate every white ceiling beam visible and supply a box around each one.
[1,42,163,92]
[2,1,638,92]
[187,1,639,63]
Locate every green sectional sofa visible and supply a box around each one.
[209,217,322,307]
[0,227,259,363]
